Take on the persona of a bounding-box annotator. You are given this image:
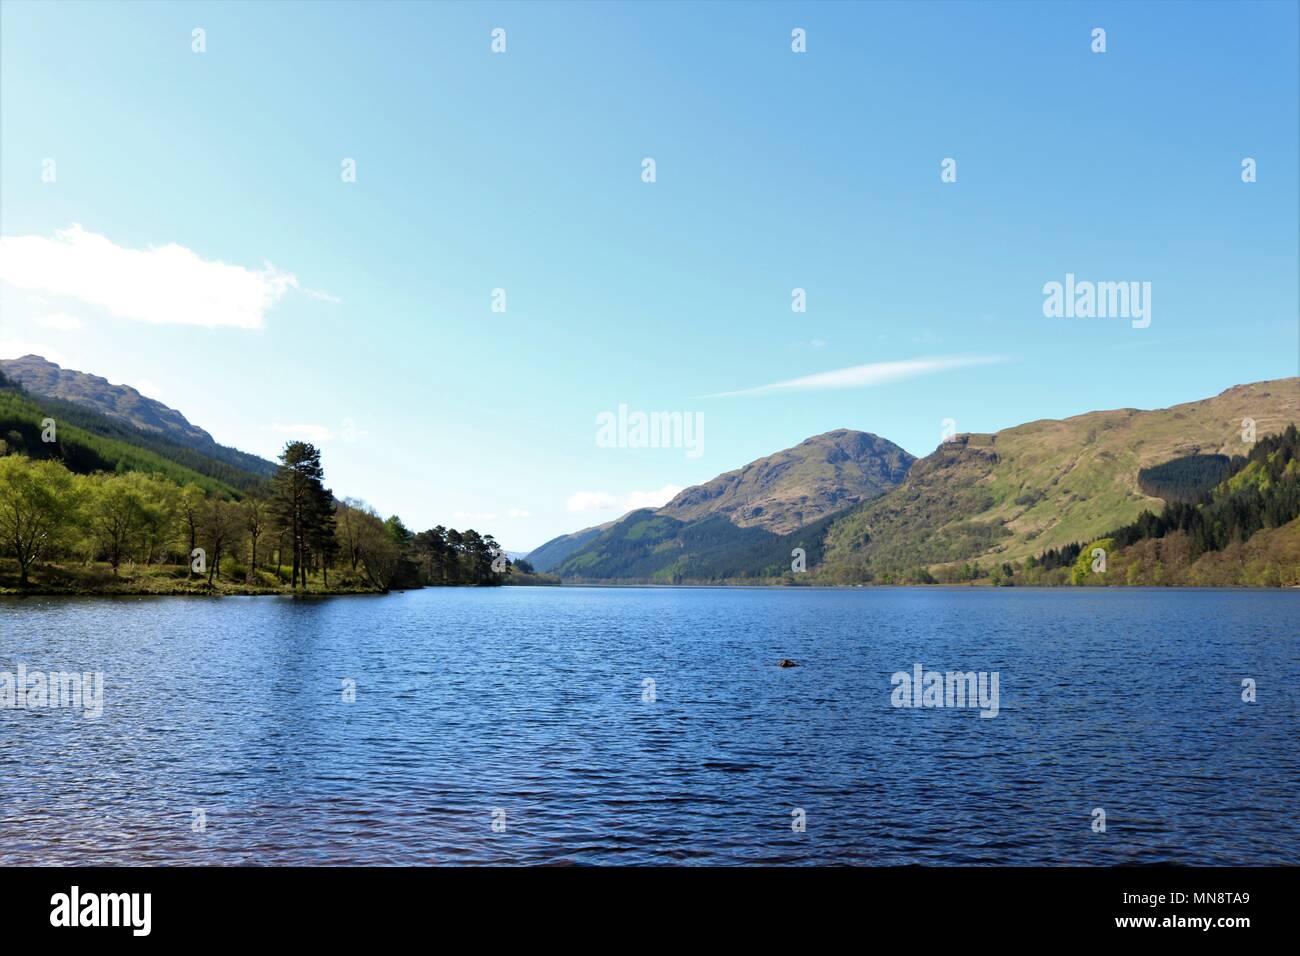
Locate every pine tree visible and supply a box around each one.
[269,441,326,590]
[307,484,339,587]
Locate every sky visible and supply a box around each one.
[1,0,1297,552]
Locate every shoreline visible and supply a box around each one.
[4,581,1296,598]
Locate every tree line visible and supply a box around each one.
[0,438,511,591]
[1106,425,1299,558]
[1136,453,1242,504]
[1038,424,1300,569]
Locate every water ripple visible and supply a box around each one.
[0,587,1296,865]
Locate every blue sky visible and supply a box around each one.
[1,0,1296,551]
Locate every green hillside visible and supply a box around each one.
[817,378,1300,581]
[526,521,615,572]
[0,385,261,497]
[1012,425,1300,588]
[553,508,840,583]
[0,355,275,479]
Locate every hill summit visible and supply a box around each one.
[656,428,915,534]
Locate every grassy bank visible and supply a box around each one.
[0,558,560,595]
[0,558,383,596]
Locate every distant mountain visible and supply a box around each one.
[550,429,914,581]
[551,508,843,583]
[0,355,275,477]
[658,429,915,533]
[2,354,210,443]
[525,521,617,572]
[816,378,1300,580]
[546,379,1300,584]
[1,380,261,495]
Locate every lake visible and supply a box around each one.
[1,587,1296,865]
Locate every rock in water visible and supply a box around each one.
[777,659,798,668]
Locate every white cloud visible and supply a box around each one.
[269,423,335,443]
[566,484,683,514]
[32,312,83,331]
[702,355,1009,398]
[566,491,618,513]
[506,508,531,519]
[133,379,165,401]
[0,224,322,329]
[0,339,68,366]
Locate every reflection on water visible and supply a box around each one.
[1,587,1296,865]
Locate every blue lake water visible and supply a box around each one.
[0,587,1296,865]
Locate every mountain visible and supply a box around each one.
[0,355,275,477]
[657,429,915,533]
[550,508,843,583]
[546,380,1299,584]
[1,357,273,494]
[550,429,914,582]
[816,378,1300,581]
[1,383,253,495]
[525,520,617,572]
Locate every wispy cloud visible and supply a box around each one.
[566,484,683,514]
[303,287,342,304]
[701,354,1010,398]
[0,224,333,329]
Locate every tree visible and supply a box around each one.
[178,485,205,579]
[243,494,267,582]
[137,476,180,566]
[307,486,338,587]
[0,456,80,586]
[336,497,366,571]
[385,515,414,549]
[459,529,499,584]
[482,534,504,584]
[269,441,327,589]
[376,513,423,587]
[445,528,465,579]
[86,472,152,576]
[353,505,400,590]
[413,526,450,583]
[199,497,242,584]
